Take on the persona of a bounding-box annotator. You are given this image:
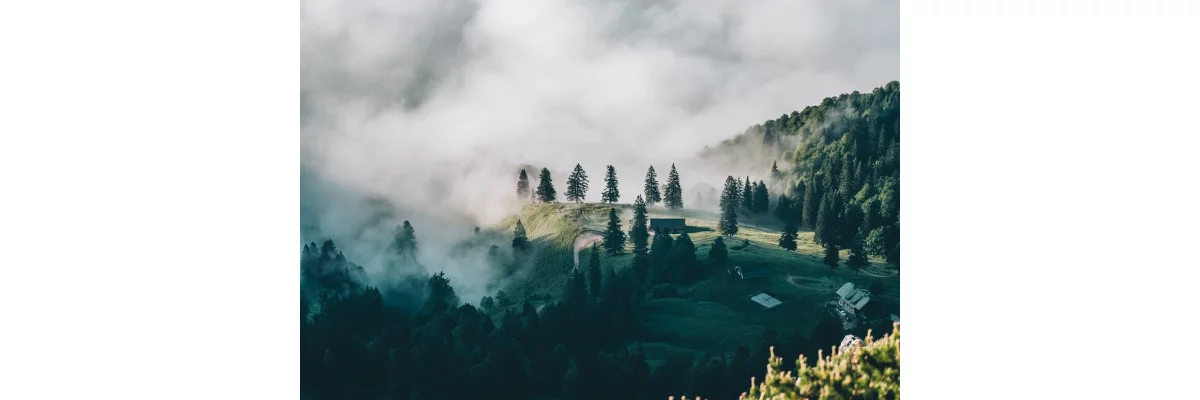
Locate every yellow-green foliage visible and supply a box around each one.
[742,323,900,400]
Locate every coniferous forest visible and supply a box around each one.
[301,83,900,400]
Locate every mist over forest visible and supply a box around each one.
[300,0,898,297]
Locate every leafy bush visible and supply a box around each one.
[741,323,899,400]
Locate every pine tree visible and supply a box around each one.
[707,236,728,266]
[536,168,557,202]
[771,161,782,180]
[517,169,531,200]
[774,195,793,223]
[664,164,684,209]
[643,166,661,207]
[778,221,798,251]
[565,163,589,203]
[629,195,650,252]
[847,233,869,272]
[742,176,753,211]
[668,232,699,283]
[753,180,769,213]
[814,195,837,245]
[603,208,626,255]
[802,174,821,229]
[632,250,650,284]
[392,220,418,259]
[512,219,528,250]
[602,165,619,203]
[718,176,740,237]
[823,242,840,268]
[586,243,602,299]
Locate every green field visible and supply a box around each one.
[494,203,900,363]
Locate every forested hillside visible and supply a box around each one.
[301,83,901,400]
[702,81,900,269]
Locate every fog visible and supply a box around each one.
[300,0,898,301]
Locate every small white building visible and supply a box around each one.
[749,291,783,309]
[835,282,871,314]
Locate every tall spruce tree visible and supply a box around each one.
[802,174,821,229]
[774,195,793,223]
[669,232,699,283]
[536,168,557,202]
[742,176,753,212]
[771,161,781,180]
[778,221,798,251]
[629,195,650,251]
[753,180,770,213]
[718,176,740,237]
[586,243,602,299]
[603,208,626,255]
[392,220,418,259]
[664,164,684,209]
[565,163,589,203]
[823,242,840,268]
[517,169,531,200]
[602,165,619,203]
[707,236,728,266]
[643,166,661,207]
[512,219,528,250]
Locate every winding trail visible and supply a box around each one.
[572,230,604,269]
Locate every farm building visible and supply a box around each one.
[648,218,686,233]
[749,292,783,309]
[835,282,871,313]
[732,265,770,280]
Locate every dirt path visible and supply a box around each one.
[573,230,604,269]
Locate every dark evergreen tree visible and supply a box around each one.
[771,161,782,180]
[516,169,530,200]
[512,219,529,250]
[392,220,418,259]
[778,221,798,251]
[425,271,459,315]
[753,180,770,213]
[536,167,556,202]
[603,208,626,255]
[774,195,793,223]
[718,176,740,237]
[565,163,589,203]
[664,164,684,209]
[629,195,650,252]
[668,232,699,283]
[847,234,870,272]
[601,165,619,203]
[586,243,602,299]
[802,174,821,229]
[813,195,831,245]
[742,176,753,211]
[707,236,728,266]
[823,242,840,268]
[643,166,661,207]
